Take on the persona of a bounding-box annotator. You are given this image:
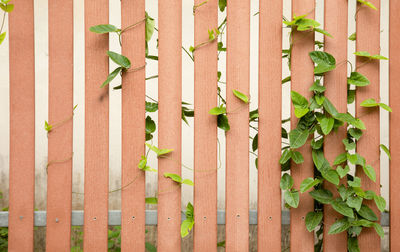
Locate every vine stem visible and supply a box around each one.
[0,11,6,34]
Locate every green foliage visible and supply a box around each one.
[354,51,388,60]
[164,173,194,186]
[357,0,377,10]
[360,98,392,112]
[309,51,336,74]
[305,211,323,232]
[181,202,194,238]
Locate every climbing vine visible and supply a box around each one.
[0,0,13,46]
[62,0,391,251]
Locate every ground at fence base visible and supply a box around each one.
[31,225,388,251]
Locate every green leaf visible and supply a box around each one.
[309,51,336,74]
[311,138,324,150]
[305,212,323,232]
[347,72,370,86]
[280,174,294,190]
[360,98,392,112]
[218,0,226,11]
[336,165,350,178]
[181,219,194,238]
[372,223,384,238]
[101,67,122,88]
[348,177,361,188]
[354,51,388,60]
[331,198,355,218]
[348,89,356,104]
[0,3,13,12]
[379,144,392,160]
[291,151,304,164]
[182,179,194,186]
[349,128,363,141]
[208,106,226,115]
[342,139,356,151]
[145,143,173,157]
[357,204,378,221]
[279,149,292,164]
[309,189,333,204]
[321,169,340,186]
[289,128,309,149]
[146,102,158,112]
[363,165,376,182]
[346,194,363,211]
[291,91,309,118]
[145,197,158,204]
[217,114,230,131]
[312,149,329,170]
[314,28,332,38]
[320,117,334,135]
[89,24,119,34]
[357,0,377,10]
[349,32,356,41]
[284,190,299,208]
[374,195,386,212]
[44,121,53,132]
[107,51,131,69]
[300,177,321,193]
[252,133,258,151]
[164,173,182,183]
[328,218,351,234]
[314,94,325,106]
[145,116,156,134]
[348,237,360,252]
[233,89,249,103]
[323,98,338,116]
[333,153,347,165]
[145,12,155,42]
[309,80,326,93]
[0,32,5,45]
[334,113,366,130]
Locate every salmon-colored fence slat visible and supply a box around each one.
[8,0,36,251]
[355,0,381,251]
[83,0,109,251]
[193,0,218,251]
[157,0,182,251]
[46,0,74,251]
[322,0,348,251]
[225,0,250,250]
[120,0,146,250]
[390,0,400,250]
[257,0,282,251]
[290,1,315,251]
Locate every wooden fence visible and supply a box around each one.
[3,0,400,251]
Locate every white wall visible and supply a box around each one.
[0,0,390,211]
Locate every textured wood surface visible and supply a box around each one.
[390,0,400,250]
[193,0,218,251]
[290,1,315,251]
[323,0,348,251]
[8,0,36,251]
[83,0,109,250]
[257,0,282,251]
[355,0,381,251]
[120,0,146,250]
[157,0,182,250]
[225,0,250,250]
[46,0,74,251]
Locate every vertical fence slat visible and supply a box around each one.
[193,0,218,251]
[257,0,282,251]
[225,0,250,250]
[120,0,146,250]
[45,0,74,250]
[158,0,182,250]
[83,0,109,250]
[355,0,381,250]
[389,0,400,250]
[323,0,348,251]
[290,1,315,251]
[8,0,35,251]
